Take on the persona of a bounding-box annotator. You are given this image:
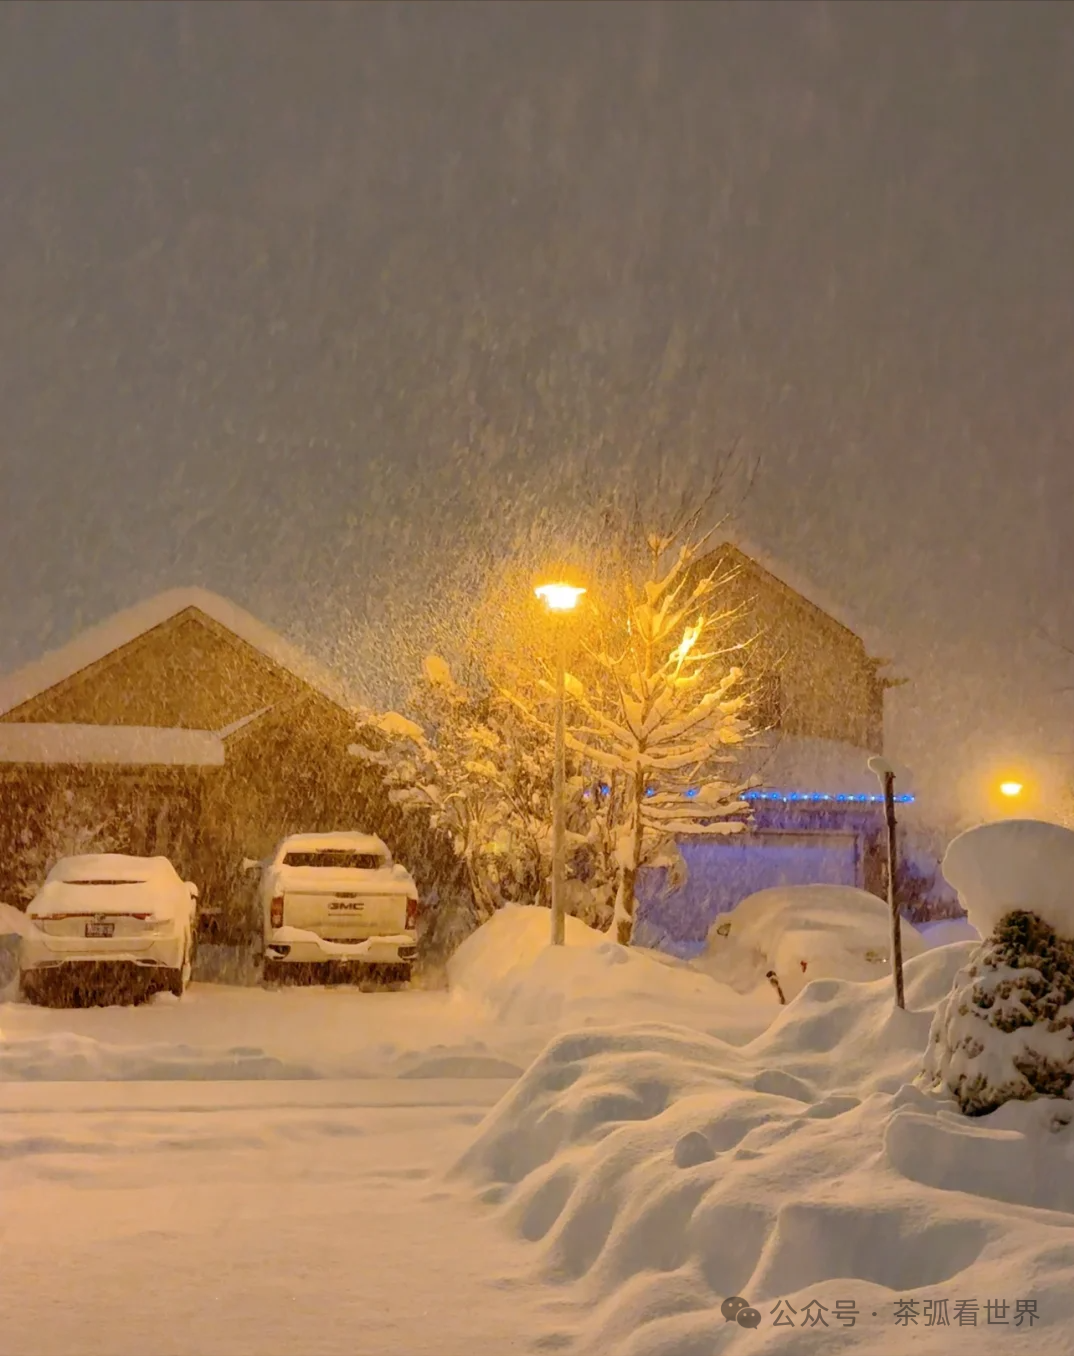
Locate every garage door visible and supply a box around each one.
[636,831,861,951]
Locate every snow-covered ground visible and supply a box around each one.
[1,1079,539,1356]
[2,893,1070,1353]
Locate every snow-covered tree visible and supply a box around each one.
[352,494,757,950]
[352,653,592,935]
[551,520,755,945]
[923,910,1074,1116]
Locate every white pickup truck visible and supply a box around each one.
[257,832,419,985]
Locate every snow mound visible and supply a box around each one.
[697,885,926,1002]
[448,906,773,1042]
[454,943,1074,1353]
[943,818,1074,938]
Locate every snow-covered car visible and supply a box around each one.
[697,884,926,1003]
[257,832,419,983]
[20,854,198,1004]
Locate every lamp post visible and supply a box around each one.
[535,582,585,945]
[868,755,905,1010]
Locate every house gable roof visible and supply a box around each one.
[0,588,353,720]
[706,537,889,659]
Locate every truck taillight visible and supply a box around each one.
[405,898,419,931]
[270,896,284,928]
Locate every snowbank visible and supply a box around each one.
[447,905,775,1043]
[697,884,926,1002]
[943,818,1074,938]
[453,942,1074,1353]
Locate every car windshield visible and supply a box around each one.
[281,851,384,870]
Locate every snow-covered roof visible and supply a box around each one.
[0,723,225,767]
[0,587,352,719]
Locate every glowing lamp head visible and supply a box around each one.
[999,780,1024,799]
[535,583,586,613]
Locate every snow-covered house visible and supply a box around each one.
[0,590,428,928]
[636,543,908,948]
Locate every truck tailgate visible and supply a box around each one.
[282,888,408,939]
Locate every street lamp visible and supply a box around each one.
[535,581,585,945]
[999,780,1024,799]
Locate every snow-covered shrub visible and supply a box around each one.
[922,820,1074,1115]
[8,788,121,903]
[352,656,576,929]
[923,910,1074,1115]
[896,855,964,925]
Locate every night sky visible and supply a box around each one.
[2,1,1073,825]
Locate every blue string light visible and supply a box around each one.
[742,790,914,805]
[598,784,914,805]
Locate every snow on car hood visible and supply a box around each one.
[269,863,417,895]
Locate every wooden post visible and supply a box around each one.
[883,769,905,1009]
[869,757,905,1010]
[862,759,905,1014]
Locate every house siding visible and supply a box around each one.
[700,545,885,753]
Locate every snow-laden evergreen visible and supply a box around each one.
[923,910,1074,1115]
[923,820,1074,1115]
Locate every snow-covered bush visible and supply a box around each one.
[7,787,121,904]
[352,653,599,940]
[895,854,964,925]
[922,820,1074,1115]
[923,910,1074,1115]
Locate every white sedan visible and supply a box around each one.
[20,854,198,1005]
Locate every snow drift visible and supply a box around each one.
[454,941,1074,1353]
[447,905,775,1044]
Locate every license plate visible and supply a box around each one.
[85,921,114,938]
